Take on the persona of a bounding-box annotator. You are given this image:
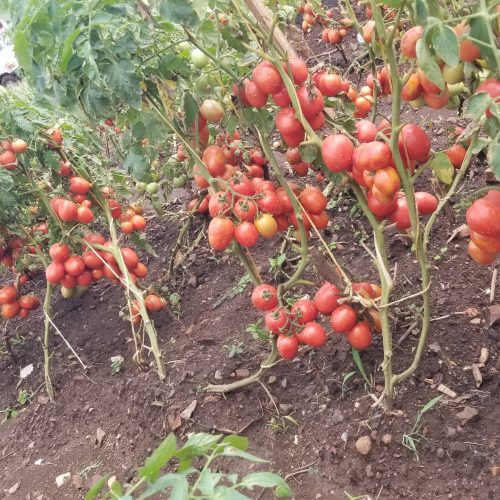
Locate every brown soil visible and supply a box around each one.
[1,3,499,500]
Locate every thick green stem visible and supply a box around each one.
[43,283,55,402]
[233,243,262,285]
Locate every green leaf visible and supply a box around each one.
[196,470,222,496]
[241,108,274,138]
[13,28,32,74]
[139,474,189,500]
[489,140,500,177]
[123,146,150,180]
[414,0,428,24]
[220,447,269,463]
[470,16,498,71]
[129,232,158,258]
[212,487,250,500]
[428,152,455,184]
[299,144,318,163]
[138,433,177,480]
[416,39,445,90]
[179,433,223,456]
[158,54,191,79]
[221,26,247,52]
[240,472,291,495]
[183,92,198,129]
[198,19,219,46]
[419,395,443,415]
[159,0,199,27]
[59,28,83,73]
[84,475,108,500]
[222,435,249,451]
[465,92,491,121]
[431,24,459,67]
[102,59,141,110]
[351,348,371,386]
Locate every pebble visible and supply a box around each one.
[331,409,344,424]
[366,464,374,478]
[234,368,250,379]
[382,433,392,445]
[268,376,277,384]
[355,435,372,455]
[214,370,222,380]
[437,448,445,459]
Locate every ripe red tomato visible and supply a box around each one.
[243,79,268,108]
[108,199,122,219]
[46,261,66,283]
[309,211,329,229]
[202,145,226,177]
[49,128,63,144]
[466,197,500,237]
[398,124,431,163]
[121,248,139,270]
[208,217,234,251]
[76,206,94,224]
[254,214,278,238]
[346,321,373,350]
[423,88,449,109]
[245,164,265,178]
[77,271,93,287]
[417,69,441,95]
[352,282,376,299]
[145,294,167,312]
[277,335,299,360]
[355,120,377,143]
[265,307,290,334]
[60,273,76,288]
[415,192,438,215]
[209,192,232,218]
[1,301,19,319]
[285,148,301,165]
[257,190,283,215]
[314,282,340,315]
[272,86,291,107]
[64,255,85,276]
[319,73,341,97]
[0,150,16,168]
[275,107,304,138]
[454,22,480,62]
[84,233,106,247]
[476,79,500,117]
[446,144,467,168]
[389,195,411,230]
[297,85,324,118]
[292,162,310,177]
[69,176,91,194]
[402,72,422,101]
[275,214,290,232]
[354,141,393,171]
[400,26,423,59]
[307,112,325,131]
[291,299,318,325]
[234,199,257,221]
[276,188,293,213]
[58,200,78,222]
[283,58,308,85]
[468,240,496,265]
[296,321,327,347]
[131,215,146,231]
[373,167,401,195]
[251,284,278,311]
[82,250,104,269]
[470,231,500,253]
[0,286,17,305]
[367,189,398,219]
[49,243,70,263]
[234,222,259,248]
[331,304,357,333]
[121,221,134,234]
[299,186,327,214]
[252,61,283,94]
[321,134,354,172]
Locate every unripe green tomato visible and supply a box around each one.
[442,63,464,85]
[195,74,212,95]
[222,95,233,107]
[149,172,160,182]
[146,182,159,194]
[409,95,425,109]
[172,175,187,188]
[191,49,209,69]
[136,182,147,194]
[447,82,466,98]
[446,95,460,109]
[178,41,191,53]
[75,285,88,296]
[61,286,76,299]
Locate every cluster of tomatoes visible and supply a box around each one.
[466,190,500,266]
[45,235,148,297]
[251,280,380,360]
[130,293,167,325]
[119,204,147,235]
[0,284,40,320]
[321,121,438,227]
[0,138,28,170]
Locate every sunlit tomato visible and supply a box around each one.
[319,73,342,96]
[281,57,308,85]
[254,213,278,238]
[354,95,373,116]
[398,124,431,163]
[373,167,401,195]
[46,261,66,284]
[367,189,398,219]
[243,79,268,108]
[346,321,373,350]
[330,304,357,333]
[0,286,17,305]
[64,255,85,276]
[202,145,226,177]
[251,284,278,311]
[314,282,340,315]
[208,192,232,218]
[402,72,422,101]
[252,61,283,94]
[328,29,341,44]
[265,307,290,334]
[467,240,496,265]
[454,21,480,62]
[321,134,354,172]
[276,188,293,213]
[257,190,282,215]
[121,221,134,234]
[272,86,291,107]
[131,215,146,231]
[355,120,377,143]
[291,299,318,325]
[245,164,265,178]
[308,112,325,131]
[208,217,234,251]
[389,195,411,230]
[466,196,500,237]
[277,335,299,360]
[400,26,423,59]
[76,206,94,224]
[69,176,91,194]
[299,186,327,214]
[296,321,327,347]
[423,87,449,109]
[145,294,167,312]
[297,85,324,118]
[1,301,19,319]
[234,221,259,248]
[49,243,70,263]
[108,199,122,219]
[199,99,224,123]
